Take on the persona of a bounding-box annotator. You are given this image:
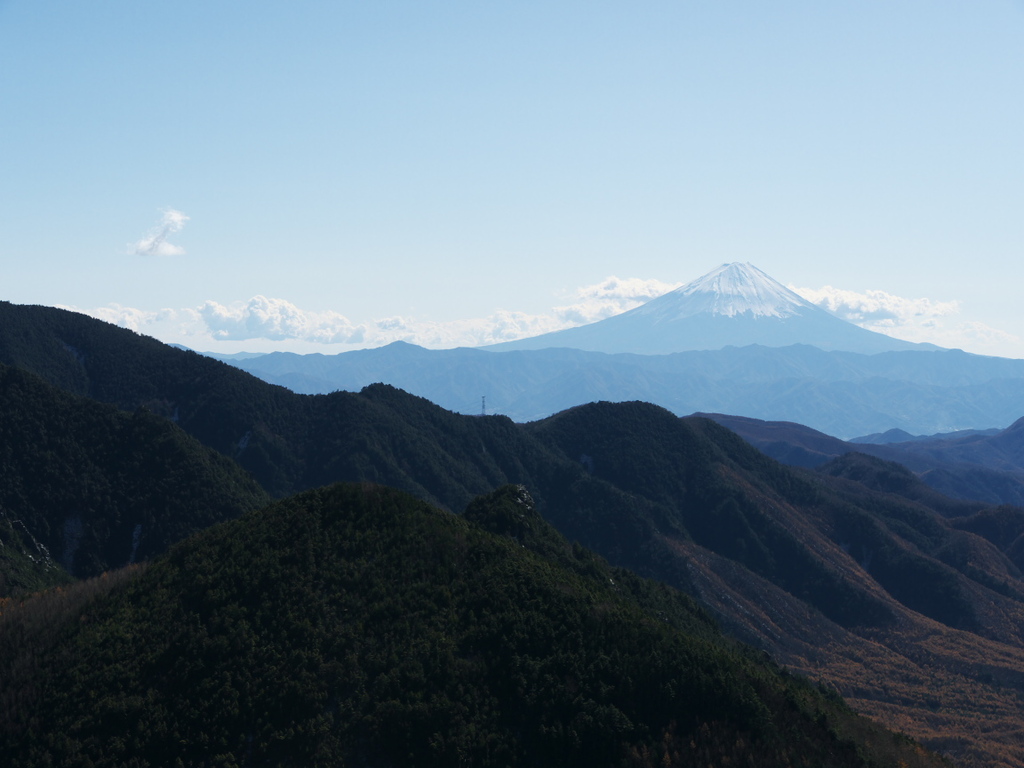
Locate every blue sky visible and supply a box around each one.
[2,1,1023,355]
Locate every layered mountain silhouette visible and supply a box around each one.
[708,411,1024,506]
[489,262,935,354]
[218,341,1024,437]
[4,301,1024,764]
[0,363,269,592]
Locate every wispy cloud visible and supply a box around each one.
[130,209,190,256]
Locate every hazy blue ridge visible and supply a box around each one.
[211,341,1024,438]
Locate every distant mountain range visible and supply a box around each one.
[706,411,1024,506]
[212,341,1024,438]
[205,263,1024,437]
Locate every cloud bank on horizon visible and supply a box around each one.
[68,275,1020,358]
[199,296,368,345]
[792,285,1019,351]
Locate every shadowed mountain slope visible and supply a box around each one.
[526,404,1024,767]
[0,364,269,591]
[0,483,945,768]
[0,302,550,501]
[707,412,1024,506]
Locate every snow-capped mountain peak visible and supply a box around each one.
[637,262,816,321]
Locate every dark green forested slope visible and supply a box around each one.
[0,364,269,590]
[0,302,315,497]
[0,483,943,768]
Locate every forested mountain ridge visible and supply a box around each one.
[3,302,1024,763]
[707,412,1024,506]
[0,483,946,768]
[0,363,269,592]
[0,302,590,502]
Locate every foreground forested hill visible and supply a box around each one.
[0,484,945,768]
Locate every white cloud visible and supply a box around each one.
[366,310,564,349]
[359,277,682,349]
[792,284,1019,353]
[199,296,367,344]
[80,304,158,332]
[63,304,203,339]
[130,209,190,257]
[64,277,671,351]
[791,285,959,327]
[552,276,681,325]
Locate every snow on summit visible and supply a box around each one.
[637,262,817,321]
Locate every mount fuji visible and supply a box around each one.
[488,262,937,355]
[201,262,1024,437]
